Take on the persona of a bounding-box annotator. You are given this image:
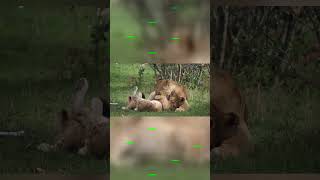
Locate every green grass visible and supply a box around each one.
[110,2,143,63]
[110,63,210,117]
[0,2,108,174]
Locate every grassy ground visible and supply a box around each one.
[110,63,210,116]
[110,1,143,63]
[111,164,210,180]
[0,2,108,174]
[212,75,320,173]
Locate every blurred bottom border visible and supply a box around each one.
[0,175,108,180]
[1,174,320,180]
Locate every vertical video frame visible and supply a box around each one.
[110,0,210,179]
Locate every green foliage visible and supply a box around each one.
[214,7,320,89]
[151,64,210,90]
[137,64,146,88]
[213,7,320,172]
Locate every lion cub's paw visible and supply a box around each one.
[175,107,185,112]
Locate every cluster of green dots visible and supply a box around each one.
[124,126,205,177]
[124,3,182,60]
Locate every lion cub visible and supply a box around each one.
[37,78,109,159]
[148,79,190,111]
[168,90,190,112]
[127,95,163,112]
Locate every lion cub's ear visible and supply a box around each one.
[136,92,145,99]
[128,96,132,102]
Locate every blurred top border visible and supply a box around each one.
[212,0,320,6]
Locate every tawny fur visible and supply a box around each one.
[168,90,190,112]
[159,26,210,64]
[210,105,240,157]
[110,117,210,167]
[211,69,251,159]
[38,78,109,159]
[78,97,109,158]
[127,96,162,112]
[149,79,190,111]
[153,94,171,110]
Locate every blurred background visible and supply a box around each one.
[110,0,210,63]
[0,0,108,174]
[212,6,320,173]
[110,117,210,180]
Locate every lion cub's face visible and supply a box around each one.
[127,91,145,110]
[127,96,139,110]
[168,90,186,110]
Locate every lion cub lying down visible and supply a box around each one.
[126,79,191,113]
[126,87,171,112]
[127,95,163,112]
[37,78,109,159]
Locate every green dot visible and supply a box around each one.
[148,127,157,131]
[127,141,135,145]
[170,37,180,41]
[147,51,157,55]
[127,35,137,39]
[192,144,203,149]
[170,159,181,163]
[147,20,157,25]
[147,173,157,177]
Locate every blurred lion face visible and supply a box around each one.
[110,117,210,167]
[168,90,186,110]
